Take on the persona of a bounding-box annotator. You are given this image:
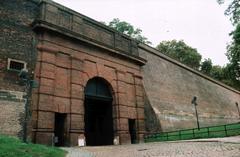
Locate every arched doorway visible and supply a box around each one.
[84,77,114,146]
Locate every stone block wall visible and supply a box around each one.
[0,90,25,137]
[139,45,240,133]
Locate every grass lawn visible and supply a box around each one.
[0,135,66,157]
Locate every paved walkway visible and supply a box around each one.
[63,136,240,157]
[182,136,240,143]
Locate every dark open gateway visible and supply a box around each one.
[129,119,137,144]
[84,77,114,146]
[54,113,67,146]
[84,99,113,146]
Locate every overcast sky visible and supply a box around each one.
[54,0,233,66]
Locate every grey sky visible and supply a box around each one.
[54,0,233,66]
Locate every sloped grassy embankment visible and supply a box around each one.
[0,135,66,157]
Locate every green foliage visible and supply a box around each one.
[107,18,152,45]
[216,0,240,90]
[210,65,224,80]
[225,15,240,90]
[156,40,202,69]
[218,0,240,25]
[201,58,213,75]
[227,24,240,81]
[0,135,66,157]
[222,64,240,89]
[202,63,239,90]
[202,62,239,90]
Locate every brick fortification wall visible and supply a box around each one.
[140,45,240,132]
[0,0,39,137]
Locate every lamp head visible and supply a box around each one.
[192,96,197,105]
[18,68,29,80]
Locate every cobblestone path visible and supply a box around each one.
[64,136,240,157]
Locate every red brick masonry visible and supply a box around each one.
[32,31,145,146]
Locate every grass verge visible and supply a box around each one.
[0,135,66,157]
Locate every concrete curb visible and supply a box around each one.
[162,136,240,144]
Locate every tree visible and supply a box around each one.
[222,64,236,85]
[156,40,202,69]
[217,0,240,90]
[201,58,213,75]
[209,64,240,90]
[215,22,240,90]
[210,65,224,81]
[217,0,240,25]
[107,18,152,45]
[227,24,240,81]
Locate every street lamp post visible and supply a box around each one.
[236,102,240,120]
[192,96,200,130]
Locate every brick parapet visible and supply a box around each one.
[33,0,147,65]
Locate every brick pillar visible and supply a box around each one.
[134,75,145,143]
[115,70,131,144]
[69,57,85,146]
[34,50,56,145]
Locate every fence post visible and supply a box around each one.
[179,131,181,140]
[207,127,210,138]
[224,125,227,136]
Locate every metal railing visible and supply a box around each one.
[145,122,240,142]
